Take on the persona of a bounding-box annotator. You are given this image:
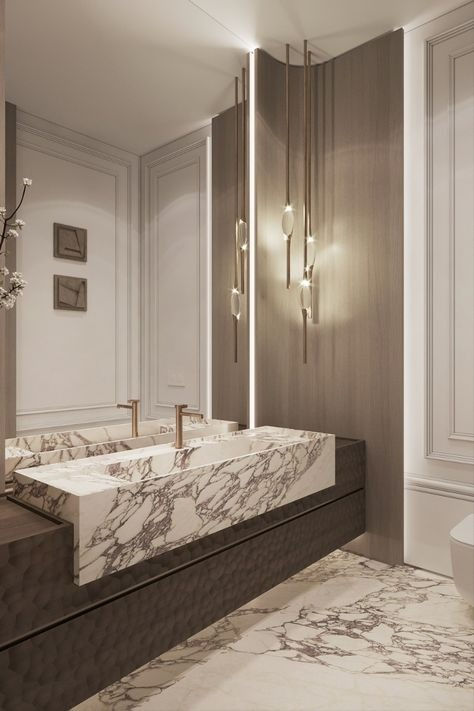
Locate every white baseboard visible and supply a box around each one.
[405,476,474,576]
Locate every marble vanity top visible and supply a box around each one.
[5,417,238,481]
[13,426,335,585]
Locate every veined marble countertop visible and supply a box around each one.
[13,426,335,586]
[5,417,238,479]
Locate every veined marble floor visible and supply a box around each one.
[74,551,474,711]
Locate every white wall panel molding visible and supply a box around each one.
[141,127,211,421]
[404,3,474,574]
[16,112,139,431]
[425,19,474,465]
[405,474,474,502]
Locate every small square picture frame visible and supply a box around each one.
[54,275,87,311]
[54,223,87,262]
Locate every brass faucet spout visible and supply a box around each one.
[174,404,204,449]
[117,399,140,438]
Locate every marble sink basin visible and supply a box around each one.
[5,417,238,483]
[13,426,335,586]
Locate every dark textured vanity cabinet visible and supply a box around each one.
[0,438,365,711]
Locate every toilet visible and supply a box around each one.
[450,513,474,606]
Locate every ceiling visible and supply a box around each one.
[6,0,463,154]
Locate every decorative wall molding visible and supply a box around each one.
[405,474,474,502]
[16,112,140,431]
[404,2,474,574]
[141,126,211,421]
[425,20,474,465]
[449,42,474,444]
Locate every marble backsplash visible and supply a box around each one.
[5,417,238,482]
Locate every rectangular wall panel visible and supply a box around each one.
[141,129,210,421]
[428,24,474,463]
[15,113,139,432]
[156,162,200,409]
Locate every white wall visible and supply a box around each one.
[404,3,474,576]
[16,112,140,431]
[15,115,211,433]
[141,126,211,420]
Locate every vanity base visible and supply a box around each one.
[0,439,365,711]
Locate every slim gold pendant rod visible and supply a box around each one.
[233,75,239,363]
[240,66,247,294]
[234,76,239,291]
[242,68,246,224]
[233,314,238,363]
[285,44,290,207]
[285,43,291,289]
[303,40,308,266]
[302,39,308,364]
[307,50,312,253]
[303,308,308,363]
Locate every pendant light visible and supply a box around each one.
[299,41,314,364]
[238,66,248,293]
[282,43,294,289]
[231,76,241,363]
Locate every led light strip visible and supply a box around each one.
[206,133,213,417]
[248,50,256,428]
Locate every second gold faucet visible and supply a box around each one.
[175,404,204,448]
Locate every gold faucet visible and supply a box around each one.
[175,404,204,449]
[117,399,140,438]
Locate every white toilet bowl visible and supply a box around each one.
[450,513,474,606]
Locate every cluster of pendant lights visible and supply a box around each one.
[230,65,248,363]
[282,40,315,364]
[230,44,314,365]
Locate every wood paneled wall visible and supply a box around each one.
[212,105,248,426]
[255,32,404,564]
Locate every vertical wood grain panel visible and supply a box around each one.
[0,0,6,492]
[212,106,248,425]
[255,32,404,564]
[5,102,16,437]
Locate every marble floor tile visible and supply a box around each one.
[74,551,474,711]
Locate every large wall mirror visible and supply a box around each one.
[2,3,251,495]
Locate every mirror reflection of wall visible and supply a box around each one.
[4,3,247,443]
[11,115,214,434]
